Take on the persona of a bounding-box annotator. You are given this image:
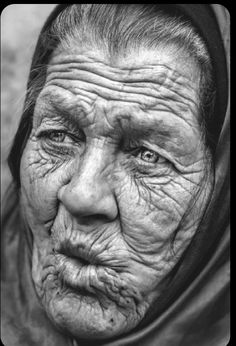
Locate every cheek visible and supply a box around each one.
[20,142,70,226]
[115,170,207,252]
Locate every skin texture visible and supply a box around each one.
[20,45,213,340]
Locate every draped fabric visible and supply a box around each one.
[1,5,230,346]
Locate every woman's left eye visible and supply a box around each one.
[138,148,159,163]
[131,146,162,163]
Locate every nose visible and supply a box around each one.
[58,148,118,222]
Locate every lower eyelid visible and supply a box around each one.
[41,142,79,157]
[157,156,168,163]
[137,157,166,166]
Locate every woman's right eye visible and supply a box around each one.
[44,130,76,144]
[46,131,66,142]
[38,129,85,145]
[36,128,86,157]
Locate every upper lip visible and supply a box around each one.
[54,238,101,266]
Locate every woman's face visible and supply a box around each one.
[20,45,213,340]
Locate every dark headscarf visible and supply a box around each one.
[1,5,230,346]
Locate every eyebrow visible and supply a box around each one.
[35,92,87,129]
[37,92,172,131]
[35,90,198,152]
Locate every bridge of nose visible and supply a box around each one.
[82,95,134,140]
[59,139,118,220]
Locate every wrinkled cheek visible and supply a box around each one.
[20,181,58,235]
[20,169,58,229]
[32,243,59,300]
[117,183,182,241]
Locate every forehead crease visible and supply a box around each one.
[44,83,196,118]
[46,56,198,104]
[44,80,198,119]
[49,54,190,82]
[38,84,195,128]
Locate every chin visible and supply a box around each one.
[43,286,139,340]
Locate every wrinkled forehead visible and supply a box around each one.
[42,45,201,114]
[51,38,200,77]
[47,43,201,99]
[32,45,203,146]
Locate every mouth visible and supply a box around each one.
[50,233,140,309]
[54,236,102,266]
[70,254,90,266]
[53,239,108,298]
[52,251,139,310]
[54,252,110,302]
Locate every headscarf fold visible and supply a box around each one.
[1,4,230,346]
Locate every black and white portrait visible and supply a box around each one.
[1,4,230,346]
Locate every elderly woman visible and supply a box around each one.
[1,4,229,346]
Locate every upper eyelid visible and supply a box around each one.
[128,141,171,161]
[35,116,68,130]
[39,129,84,142]
[141,141,176,161]
[39,129,69,136]
[35,121,84,138]
[35,126,67,138]
[35,112,80,130]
